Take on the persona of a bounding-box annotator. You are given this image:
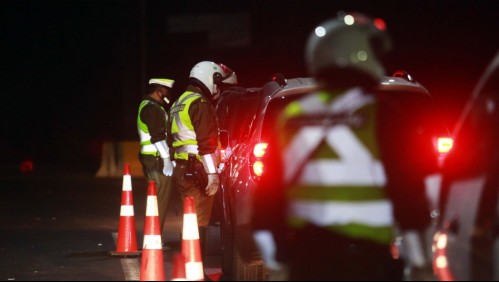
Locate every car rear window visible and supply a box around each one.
[260,92,310,143]
[216,88,263,146]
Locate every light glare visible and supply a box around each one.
[344,15,354,25]
[357,50,368,61]
[315,26,326,37]
[436,233,448,249]
[436,255,448,269]
[253,143,268,158]
[438,137,454,153]
[253,161,264,176]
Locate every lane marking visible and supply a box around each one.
[112,232,141,281]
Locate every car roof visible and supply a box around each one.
[267,75,430,101]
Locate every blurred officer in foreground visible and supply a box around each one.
[252,12,431,280]
[137,78,176,243]
[167,61,237,258]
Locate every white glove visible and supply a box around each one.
[205,173,220,196]
[162,158,174,176]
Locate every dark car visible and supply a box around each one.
[214,73,450,280]
[214,78,317,280]
[432,50,499,281]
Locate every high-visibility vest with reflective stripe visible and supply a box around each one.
[280,88,394,244]
[137,100,167,156]
[169,91,203,160]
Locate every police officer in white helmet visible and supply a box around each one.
[167,61,237,266]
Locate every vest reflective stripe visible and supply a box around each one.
[288,217,394,245]
[137,100,166,156]
[288,200,394,244]
[284,126,386,185]
[289,200,393,227]
[174,144,199,155]
[281,89,394,244]
[201,153,218,174]
[170,91,202,160]
[141,144,157,155]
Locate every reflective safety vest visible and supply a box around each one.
[280,88,394,244]
[169,91,203,160]
[137,100,168,156]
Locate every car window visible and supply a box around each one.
[216,88,263,146]
[260,92,310,143]
[445,67,499,177]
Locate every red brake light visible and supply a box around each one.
[252,161,264,177]
[251,143,268,179]
[437,137,454,154]
[253,143,268,158]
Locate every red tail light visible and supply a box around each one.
[251,143,268,178]
[437,137,454,154]
[252,161,264,177]
[253,143,268,158]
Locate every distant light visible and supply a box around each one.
[20,159,34,173]
[315,26,326,37]
[374,18,387,31]
[344,15,354,25]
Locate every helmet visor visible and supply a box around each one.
[218,63,237,86]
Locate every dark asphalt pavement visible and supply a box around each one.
[0,165,225,281]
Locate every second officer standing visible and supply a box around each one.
[137,78,176,244]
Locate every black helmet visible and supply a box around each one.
[305,12,392,88]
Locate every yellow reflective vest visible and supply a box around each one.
[137,99,167,156]
[279,88,394,245]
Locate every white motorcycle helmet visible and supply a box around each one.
[189,61,237,100]
[305,11,392,88]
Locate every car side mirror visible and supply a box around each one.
[219,130,229,150]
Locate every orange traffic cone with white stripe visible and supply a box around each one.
[110,163,140,256]
[140,180,166,281]
[171,252,188,281]
[182,196,204,281]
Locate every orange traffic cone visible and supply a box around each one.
[171,252,188,281]
[182,196,204,281]
[110,163,140,256]
[140,180,166,281]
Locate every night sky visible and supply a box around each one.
[1,0,498,172]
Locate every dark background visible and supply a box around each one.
[1,0,498,172]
